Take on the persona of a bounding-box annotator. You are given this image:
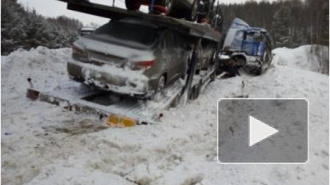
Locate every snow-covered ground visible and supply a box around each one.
[273,45,329,74]
[1,45,329,185]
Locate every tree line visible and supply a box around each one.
[1,0,83,55]
[219,0,329,48]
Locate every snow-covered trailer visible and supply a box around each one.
[27,0,222,127]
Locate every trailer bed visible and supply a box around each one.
[28,80,183,127]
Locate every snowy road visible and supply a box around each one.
[1,46,329,185]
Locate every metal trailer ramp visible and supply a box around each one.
[27,81,183,127]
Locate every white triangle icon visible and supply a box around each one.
[249,116,278,147]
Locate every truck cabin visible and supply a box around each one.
[224,27,272,58]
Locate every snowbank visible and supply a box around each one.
[1,46,329,185]
[273,45,329,74]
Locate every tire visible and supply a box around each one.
[254,67,262,76]
[234,56,246,67]
[189,0,199,21]
[125,0,140,11]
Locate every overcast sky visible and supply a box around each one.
[17,0,276,26]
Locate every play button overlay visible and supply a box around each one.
[249,116,278,147]
[217,99,308,164]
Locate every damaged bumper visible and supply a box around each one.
[67,60,152,96]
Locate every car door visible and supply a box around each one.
[162,30,178,83]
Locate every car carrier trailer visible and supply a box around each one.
[26,0,222,127]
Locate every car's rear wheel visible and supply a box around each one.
[125,0,140,11]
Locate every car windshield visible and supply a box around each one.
[93,20,159,48]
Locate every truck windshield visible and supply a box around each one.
[229,30,244,50]
[93,20,159,48]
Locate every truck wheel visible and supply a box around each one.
[254,68,262,75]
[189,0,199,21]
[125,0,140,11]
[234,56,246,67]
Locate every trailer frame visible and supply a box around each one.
[27,0,222,127]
